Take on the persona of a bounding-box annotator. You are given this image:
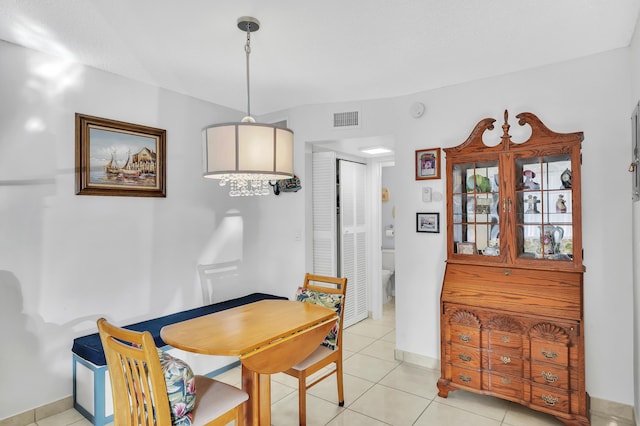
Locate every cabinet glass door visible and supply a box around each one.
[515,155,573,261]
[452,160,500,256]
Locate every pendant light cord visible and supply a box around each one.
[244,24,252,118]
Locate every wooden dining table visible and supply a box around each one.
[160,299,337,425]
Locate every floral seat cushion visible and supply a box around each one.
[157,350,196,425]
[295,287,343,350]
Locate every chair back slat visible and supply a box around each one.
[98,318,173,426]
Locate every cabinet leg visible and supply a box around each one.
[436,378,452,398]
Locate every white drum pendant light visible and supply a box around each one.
[202,17,294,196]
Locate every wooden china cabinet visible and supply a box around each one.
[437,111,590,426]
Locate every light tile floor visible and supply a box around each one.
[32,299,632,426]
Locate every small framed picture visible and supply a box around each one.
[416,212,440,233]
[457,242,476,255]
[415,148,441,180]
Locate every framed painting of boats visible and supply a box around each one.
[75,114,166,197]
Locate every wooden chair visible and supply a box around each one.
[97,318,248,426]
[282,273,348,426]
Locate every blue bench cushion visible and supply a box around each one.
[72,293,287,366]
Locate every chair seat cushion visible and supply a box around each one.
[295,287,342,350]
[190,376,248,426]
[158,350,197,425]
[290,345,335,370]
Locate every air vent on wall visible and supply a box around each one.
[332,111,360,129]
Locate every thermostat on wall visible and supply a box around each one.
[422,187,432,202]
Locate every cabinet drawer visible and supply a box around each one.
[451,344,481,368]
[482,373,523,399]
[530,385,570,413]
[530,340,568,367]
[488,350,523,376]
[450,325,480,347]
[450,365,481,389]
[530,363,569,390]
[489,330,522,350]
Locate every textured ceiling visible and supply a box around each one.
[1,0,639,116]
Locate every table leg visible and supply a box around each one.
[258,373,271,425]
[241,364,271,426]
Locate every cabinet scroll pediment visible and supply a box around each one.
[443,110,583,156]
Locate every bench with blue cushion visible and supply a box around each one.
[72,293,287,426]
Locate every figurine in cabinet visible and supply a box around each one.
[523,169,540,189]
[561,168,572,188]
[525,195,541,213]
[556,194,567,213]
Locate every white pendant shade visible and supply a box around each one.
[203,122,293,179]
[202,122,293,196]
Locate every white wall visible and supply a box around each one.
[629,12,640,421]
[381,165,397,250]
[0,40,307,420]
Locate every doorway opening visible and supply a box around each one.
[306,136,395,322]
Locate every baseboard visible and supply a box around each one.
[394,349,637,425]
[589,396,636,425]
[0,396,73,426]
[394,349,440,370]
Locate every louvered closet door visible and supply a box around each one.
[312,152,337,276]
[338,160,368,327]
[311,154,368,328]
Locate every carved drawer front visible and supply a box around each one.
[530,339,568,367]
[488,350,523,376]
[488,330,522,350]
[450,365,481,389]
[482,372,523,399]
[450,325,480,347]
[530,362,569,390]
[530,384,570,413]
[450,343,481,368]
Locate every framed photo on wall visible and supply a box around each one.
[75,114,166,197]
[415,147,441,180]
[416,212,440,233]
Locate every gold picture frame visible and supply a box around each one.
[415,148,441,180]
[457,242,476,255]
[75,114,166,197]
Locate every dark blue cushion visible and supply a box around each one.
[72,293,287,366]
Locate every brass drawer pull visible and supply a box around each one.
[541,394,559,406]
[500,377,512,385]
[459,374,472,383]
[500,335,511,343]
[458,354,472,363]
[541,349,558,360]
[542,371,559,383]
[458,333,472,343]
[503,269,512,276]
[500,356,511,364]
